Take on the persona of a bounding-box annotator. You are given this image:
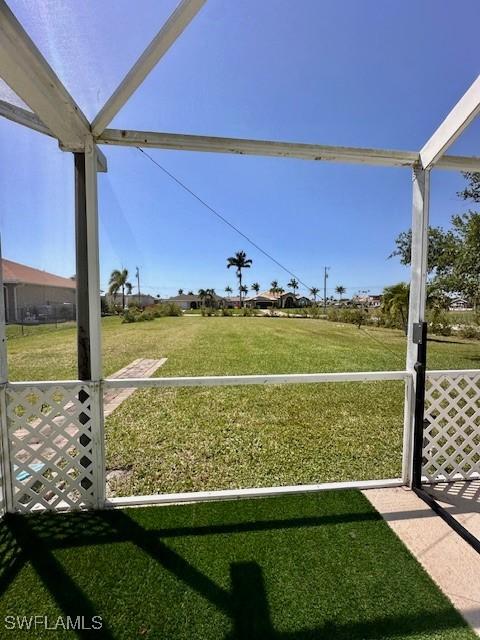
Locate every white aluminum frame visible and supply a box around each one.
[421,74,480,169]
[91,0,206,137]
[0,2,479,510]
[106,479,404,509]
[104,370,409,388]
[0,237,12,517]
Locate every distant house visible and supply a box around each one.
[2,258,76,323]
[351,294,382,308]
[163,293,227,310]
[245,291,310,309]
[448,297,472,311]
[125,294,157,307]
[104,292,157,309]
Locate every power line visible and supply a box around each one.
[359,326,404,364]
[136,147,313,291]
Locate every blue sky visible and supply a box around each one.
[0,0,479,298]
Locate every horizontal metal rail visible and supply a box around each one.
[6,380,87,390]
[104,370,410,389]
[6,370,411,391]
[105,478,404,508]
[98,129,480,171]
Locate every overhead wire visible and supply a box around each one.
[136,146,313,290]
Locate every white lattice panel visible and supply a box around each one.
[423,373,480,482]
[6,384,99,512]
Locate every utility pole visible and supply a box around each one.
[323,266,330,315]
[136,266,140,306]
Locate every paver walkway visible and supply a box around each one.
[364,486,480,636]
[103,357,167,417]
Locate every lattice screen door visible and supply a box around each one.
[422,372,480,483]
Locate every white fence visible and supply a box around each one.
[1,381,103,513]
[423,370,480,483]
[0,368,478,513]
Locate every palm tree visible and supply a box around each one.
[288,278,299,299]
[382,282,410,334]
[205,288,216,307]
[178,288,184,295]
[251,282,260,295]
[225,285,233,297]
[108,268,132,309]
[335,285,346,300]
[270,280,280,307]
[227,251,252,307]
[309,286,320,304]
[198,288,207,307]
[240,284,248,298]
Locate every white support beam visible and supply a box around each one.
[420,75,480,169]
[403,165,430,486]
[95,146,108,173]
[0,236,13,514]
[84,138,105,507]
[91,0,206,137]
[100,129,418,166]
[98,129,480,171]
[0,99,52,137]
[0,1,90,150]
[435,154,480,172]
[84,138,103,382]
[0,99,108,171]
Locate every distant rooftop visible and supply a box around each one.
[2,258,76,289]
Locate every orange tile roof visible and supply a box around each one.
[2,259,76,289]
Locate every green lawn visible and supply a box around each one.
[5,316,479,496]
[6,315,480,381]
[0,492,475,639]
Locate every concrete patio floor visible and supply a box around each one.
[364,484,480,636]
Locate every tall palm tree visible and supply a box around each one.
[288,278,299,299]
[198,288,207,307]
[108,268,132,309]
[240,284,248,298]
[382,282,410,334]
[335,285,346,299]
[251,282,260,295]
[227,251,252,307]
[310,286,320,304]
[270,280,280,307]
[205,288,216,307]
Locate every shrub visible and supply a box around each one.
[240,307,254,316]
[458,324,480,339]
[326,308,340,322]
[200,306,216,317]
[428,310,452,336]
[221,307,233,316]
[148,303,182,317]
[140,309,155,322]
[122,308,139,323]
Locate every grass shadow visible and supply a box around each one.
[0,505,476,639]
